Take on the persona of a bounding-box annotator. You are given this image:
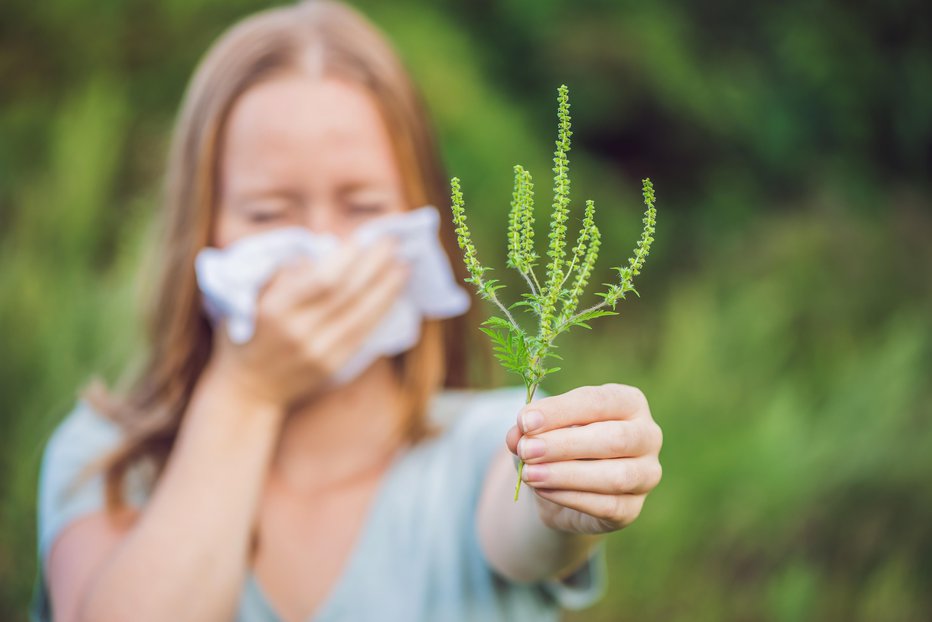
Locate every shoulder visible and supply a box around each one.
[41,399,124,474]
[36,400,127,562]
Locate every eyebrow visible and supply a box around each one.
[335,180,392,196]
[233,189,303,209]
[231,182,393,208]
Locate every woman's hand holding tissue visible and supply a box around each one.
[205,236,411,411]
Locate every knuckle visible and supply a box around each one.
[278,318,301,343]
[303,337,326,363]
[610,496,627,523]
[257,292,283,321]
[316,277,335,295]
[650,421,664,450]
[315,270,338,293]
[623,384,649,412]
[551,430,578,459]
[628,496,645,523]
[649,461,663,490]
[634,495,646,518]
[611,495,642,526]
[612,463,633,494]
[584,385,613,417]
[601,495,624,522]
[606,422,630,456]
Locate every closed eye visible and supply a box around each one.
[347,203,387,216]
[248,211,286,223]
[236,191,301,224]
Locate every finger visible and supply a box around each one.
[516,419,663,463]
[532,489,646,529]
[270,237,376,311]
[259,242,363,313]
[505,424,521,455]
[312,236,404,320]
[521,457,662,495]
[318,261,411,362]
[268,237,400,333]
[516,384,651,435]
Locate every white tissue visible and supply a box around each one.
[195,205,471,385]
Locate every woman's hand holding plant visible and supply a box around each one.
[504,384,662,534]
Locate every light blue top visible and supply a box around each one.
[31,386,607,621]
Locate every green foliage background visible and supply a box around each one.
[1,0,930,620]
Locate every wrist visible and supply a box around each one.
[198,360,286,424]
[538,520,604,581]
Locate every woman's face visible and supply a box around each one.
[213,74,408,248]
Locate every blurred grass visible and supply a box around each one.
[555,207,932,620]
[1,0,930,620]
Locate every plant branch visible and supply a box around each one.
[519,270,538,296]
[449,87,657,504]
[529,266,542,293]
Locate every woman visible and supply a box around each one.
[32,1,663,621]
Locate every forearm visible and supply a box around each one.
[78,365,283,622]
[477,446,603,583]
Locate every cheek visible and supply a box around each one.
[210,207,251,248]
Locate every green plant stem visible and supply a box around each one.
[514,379,540,501]
[529,266,543,293]
[485,284,521,330]
[558,253,580,290]
[519,269,539,296]
[557,298,610,331]
[514,451,526,501]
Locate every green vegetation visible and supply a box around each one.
[449,85,657,500]
[1,0,930,620]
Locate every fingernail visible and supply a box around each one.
[522,464,547,483]
[517,437,545,460]
[521,410,543,434]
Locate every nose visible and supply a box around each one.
[304,204,345,239]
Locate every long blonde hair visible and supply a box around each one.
[83,0,488,511]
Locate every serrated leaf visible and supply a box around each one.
[575,309,619,322]
[482,315,512,328]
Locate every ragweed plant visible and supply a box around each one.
[450,84,658,501]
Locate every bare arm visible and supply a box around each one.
[47,237,410,622]
[477,447,603,583]
[48,367,284,622]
